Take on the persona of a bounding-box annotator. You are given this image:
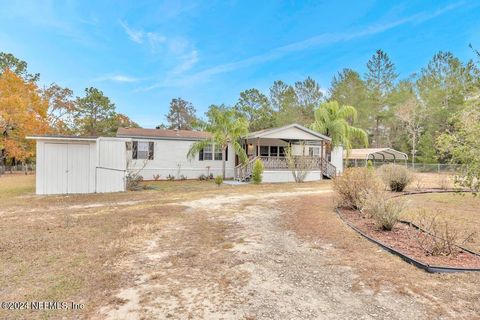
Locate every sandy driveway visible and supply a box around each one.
[97,188,430,320]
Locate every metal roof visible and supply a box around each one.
[344,148,408,160]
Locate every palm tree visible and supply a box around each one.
[310,100,368,150]
[187,107,249,179]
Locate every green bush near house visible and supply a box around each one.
[214,175,223,186]
[252,159,264,184]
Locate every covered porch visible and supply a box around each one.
[234,124,340,181]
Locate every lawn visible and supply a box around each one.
[0,172,478,319]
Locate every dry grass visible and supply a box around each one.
[1,173,478,318]
[0,173,35,199]
[282,193,480,318]
[409,172,455,190]
[403,193,480,252]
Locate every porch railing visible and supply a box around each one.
[235,156,337,181]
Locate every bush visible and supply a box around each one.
[153,174,161,181]
[179,174,187,181]
[410,211,476,256]
[378,164,413,192]
[251,159,264,184]
[333,167,383,210]
[214,175,223,186]
[208,173,214,180]
[166,174,175,181]
[366,160,374,170]
[363,191,406,231]
[198,174,208,181]
[126,172,144,191]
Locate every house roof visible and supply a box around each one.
[116,127,211,140]
[344,148,408,160]
[246,123,331,141]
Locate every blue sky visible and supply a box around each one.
[1,0,479,127]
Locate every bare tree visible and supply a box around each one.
[285,143,315,183]
[396,97,425,165]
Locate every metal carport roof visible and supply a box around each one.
[344,148,408,161]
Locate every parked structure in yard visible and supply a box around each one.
[29,123,342,195]
[344,148,408,167]
[28,136,130,195]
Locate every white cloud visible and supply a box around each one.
[141,2,464,91]
[119,20,144,44]
[94,74,138,83]
[174,50,199,74]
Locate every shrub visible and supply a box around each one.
[251,159,264,184]
[410,210,476,256]
[153,174,161,181]
[126,172,144,191]
[378,164,413,192]
[363,191,406,231]
[179,174,187,181]
[208,173,214,180]
[198,174,208,181]
[166,174,175,181]
[333,167,383,210]
[366,160,374,170]
[214,175,223,186]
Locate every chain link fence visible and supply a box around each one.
[0,164,36,174]
[346,160,461,173]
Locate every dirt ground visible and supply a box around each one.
[0,173,479,319]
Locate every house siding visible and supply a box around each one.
[127,138,236,180]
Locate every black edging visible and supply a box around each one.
[335,203,480,273]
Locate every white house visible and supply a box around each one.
[29,123,343,195]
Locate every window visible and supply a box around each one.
[203,144,213,160]
[309,147,320,157]
[270,146,278,157]
[214,145,222,160]
[132,141,154,160]
[199,144,227,161]
[279,146,285,157]
[260,146,269,156]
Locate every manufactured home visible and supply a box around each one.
[29,123,343,195]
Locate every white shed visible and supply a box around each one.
[28,136,131,195]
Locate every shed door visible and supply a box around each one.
[43,143,91,194]
[44,143,68,194]
[67,144,90,194]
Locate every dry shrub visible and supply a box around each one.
[333,167,383,210]
[126,172,144,191]
[378,164,413,192]
[410,210,476,256]
[439,175,450,190]
[363,191,406,231]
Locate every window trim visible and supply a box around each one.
[132,140,154,160]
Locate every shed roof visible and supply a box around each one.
[26,135,98,141]
[116,127,211,140]
[344,148,408,160]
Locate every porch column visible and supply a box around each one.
[256,137,260,157]
[320,140,324,163]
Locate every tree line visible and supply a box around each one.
[2,47,479,174]
[162,48,480,167]
[0,52,139,166]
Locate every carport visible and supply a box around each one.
[344,148,408,167]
